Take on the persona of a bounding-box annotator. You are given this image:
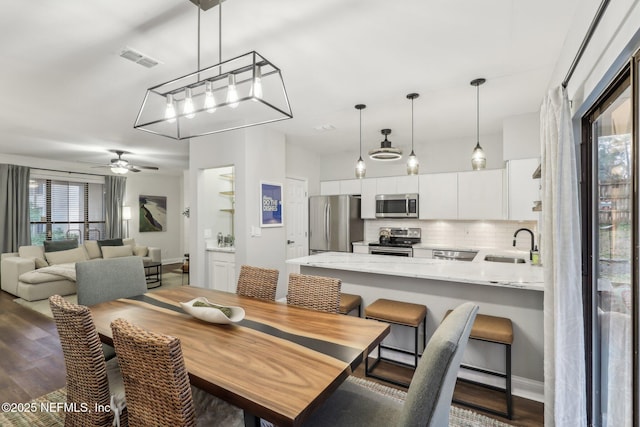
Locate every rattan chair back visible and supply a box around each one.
[48,295,120,427]
[236,265,279,301]
[286,273,341,313]
[110,318,196,427]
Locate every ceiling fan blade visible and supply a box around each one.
[134,165,159,170]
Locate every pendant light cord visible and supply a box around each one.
[197,1,201,80]
[219,0,222,65]
[411,97,414,151]
[476,83,480,144]
[359,108,362,156]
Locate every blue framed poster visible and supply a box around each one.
[260,181,283,227]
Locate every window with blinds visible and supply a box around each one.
[28,175,106,245]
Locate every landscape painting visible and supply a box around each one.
[139,195,166,232]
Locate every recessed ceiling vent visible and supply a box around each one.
[120,47,160,68]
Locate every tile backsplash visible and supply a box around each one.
[364,219,538,251]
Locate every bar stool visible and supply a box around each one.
[181,253,189,285]
[364,298,427,387]
[445,310,513,419]
[338,293,362,317]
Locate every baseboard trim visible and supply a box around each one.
[377,347,544,403]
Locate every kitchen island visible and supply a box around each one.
[286,251,544,401]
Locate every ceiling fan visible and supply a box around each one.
[96,150,159,174]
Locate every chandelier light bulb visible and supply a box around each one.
[227,74,239,108]
[251,66,263,101]
[204,81,217,113]
[183,88,195,119]
[165,94,176,123]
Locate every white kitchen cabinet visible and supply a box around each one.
[360,178,377,219]
[507,158,540,220]
[457,169,505,220]
[320,180,340,195]
[339,179,362,195]
[418,173,458,219]
[376,176,418,194]
[320,179,362,195]
[412,248,433,259]
[209,251,236,292]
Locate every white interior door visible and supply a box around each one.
[285,178,308,277]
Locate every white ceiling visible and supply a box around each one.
[0,0,581,175]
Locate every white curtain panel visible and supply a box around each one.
[540,86,587,426]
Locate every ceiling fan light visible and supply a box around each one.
[369,129,402,161]
[111,166,129,174]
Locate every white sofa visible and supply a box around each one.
[0,238,160,301]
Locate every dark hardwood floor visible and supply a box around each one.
[0,266,543,426]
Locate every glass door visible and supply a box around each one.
[582,63,635,426]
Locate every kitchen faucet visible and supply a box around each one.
[513,228,535,260]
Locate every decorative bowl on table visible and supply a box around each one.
[180,297,245,324]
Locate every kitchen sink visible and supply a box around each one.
[484,255,526,264]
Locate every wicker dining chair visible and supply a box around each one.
[110,318,242,427]
[48,295,127,427]
[236,265,279,301]
[286,273,341,313]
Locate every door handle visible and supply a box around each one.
[287,240,295,244]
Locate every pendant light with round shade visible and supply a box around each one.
[470,78,487,170]
[406,93,420,175]
[355,104,367,178]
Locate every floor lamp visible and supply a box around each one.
[122,206,132,238]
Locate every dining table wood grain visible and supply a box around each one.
[89,286,390,427]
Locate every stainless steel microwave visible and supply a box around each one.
[375,194,419,218]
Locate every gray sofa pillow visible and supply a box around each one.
[97,238,123,248]
[43,238,78,252]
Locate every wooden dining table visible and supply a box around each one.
[89,286,390,427]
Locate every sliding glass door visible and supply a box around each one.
[582,52,638,426]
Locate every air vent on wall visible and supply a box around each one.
[119,47,160,68]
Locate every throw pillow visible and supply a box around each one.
[101,245,134,259]
[33,257,49,269]
[123,238,136,247]
[133,245,148,257]
[19,245,45,259]
[97,238,124,248]
[83,240,102,259]
[45,247,88,265]
[43,239,78,253]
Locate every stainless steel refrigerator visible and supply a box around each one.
[309,195,364,254]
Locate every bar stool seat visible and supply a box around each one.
[338,293,362,317]
[365,298,427,387]
[445,310,513,419]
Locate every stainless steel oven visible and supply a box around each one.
[368,245,413,257]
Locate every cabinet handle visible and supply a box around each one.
[287,240,295,244]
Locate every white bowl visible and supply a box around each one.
[180,297,245,324]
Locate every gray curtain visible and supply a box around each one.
[0,164,31,253]
[104,175,126,239]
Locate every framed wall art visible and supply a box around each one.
[139,195,167,232]
[260,181,283,227]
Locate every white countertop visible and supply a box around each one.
[287,251,544,291]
